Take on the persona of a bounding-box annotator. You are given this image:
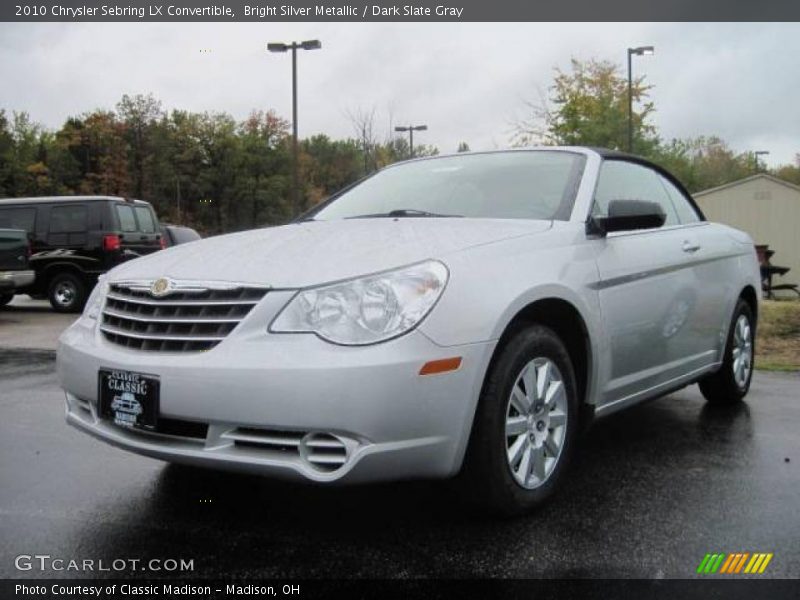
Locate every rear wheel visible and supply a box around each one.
[48,272,87,313]
[0,293,13,307]
[699,299,755,405]
[462,324,579,515]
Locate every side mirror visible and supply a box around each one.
[589,199,666,235]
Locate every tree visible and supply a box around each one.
[773,154,800,186]
[116,93,163,199]
[345,106,379,175]
[652,137,753,193]
[5,91,793,232]
[381,136,438,163]
[194,112,240,233]
[2,112,49,195]
[62,110,130,195]
[301,134,362,208]
[237,110,291,227]
[514,58,657,154]
[0,111,13,196]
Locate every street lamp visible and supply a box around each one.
[627,45,654,153]
[394,124,428,158]
[754,150,770,172]
[268,39,322,218]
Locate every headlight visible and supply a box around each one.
[84,278,109,320]
[270,260,449,345]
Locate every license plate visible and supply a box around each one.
[99,369,160,431]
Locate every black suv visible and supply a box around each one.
[0,196,163,312]
[0,228,34,304]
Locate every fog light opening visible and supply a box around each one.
[299,432,349,472]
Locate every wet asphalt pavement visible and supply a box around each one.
[1,348,798,579]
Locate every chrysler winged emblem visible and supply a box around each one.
[150,277,172,297]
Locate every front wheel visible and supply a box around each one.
[48,272,87,313]
[461,324,579,515]
[699,299,755,405]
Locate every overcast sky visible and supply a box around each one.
[0,22,797,166]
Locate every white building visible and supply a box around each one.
[694,174,800,295]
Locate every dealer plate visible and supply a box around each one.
[99,369,160,431]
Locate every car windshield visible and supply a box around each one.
[311,151,585,221]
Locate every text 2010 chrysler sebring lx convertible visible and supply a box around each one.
[57,147,760,514]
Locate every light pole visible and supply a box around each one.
[754,150,770,173]
[268,39,321,218]
[394,124,428,158]
[627,45,654,153]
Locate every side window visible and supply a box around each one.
[116,205,137,232]
[658,175,701,224]
[593,161,679,227]
[134,206,156,233]
[49,205,87,233]
[0,207,36,233]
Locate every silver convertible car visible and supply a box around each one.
[57,147,760,514]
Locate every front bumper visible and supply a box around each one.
[0,269,34,292]
[57,310,495,484]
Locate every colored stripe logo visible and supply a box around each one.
[696,552,773,574]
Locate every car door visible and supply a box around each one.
[657,173,741,365]
[591,160,704,408]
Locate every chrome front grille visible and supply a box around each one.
[101,281,268,352]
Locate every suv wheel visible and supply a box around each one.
[699,298,755,405]
[462,324,579,515]
[48,272,87,313]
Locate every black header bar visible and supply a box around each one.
[2,0,800,22]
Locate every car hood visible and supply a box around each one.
[108,218,552,288]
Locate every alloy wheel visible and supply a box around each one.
[505,357,568,489]
[732,314,753,389]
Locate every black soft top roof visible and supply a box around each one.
[587,147,706,221]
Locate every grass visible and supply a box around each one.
[755,299,800,371]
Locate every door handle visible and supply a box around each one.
[682,240,701,253]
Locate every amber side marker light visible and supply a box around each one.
[419,357,462,376]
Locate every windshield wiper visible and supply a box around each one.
[345,209,462,219]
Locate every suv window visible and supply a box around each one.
[593,161,679,227]
[658,174,701,224]
[134,206,156,233]
[116,205,138,232]
[49,205,87,233]
[0,207,36,233]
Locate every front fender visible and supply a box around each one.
[419,228,604,405]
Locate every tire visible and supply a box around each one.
[698,299,755,405]
[0,293,13,307]
[48,272,87,313]
[461,324,580,516]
